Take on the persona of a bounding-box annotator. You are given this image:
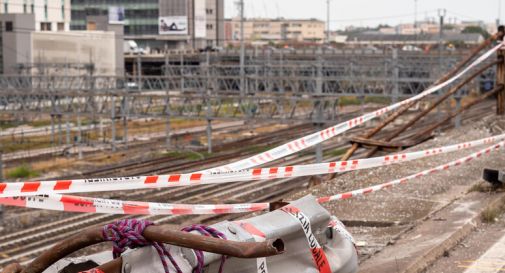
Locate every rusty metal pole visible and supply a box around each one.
[497,26,505,115]
[416,85,503,137]
[15,225,284,273]
[364,60,498,158]
[340,32,502,161]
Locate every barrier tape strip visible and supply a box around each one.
[316,140,505,203]
[0,139,503,215]
[1,134,503,198]
[207,42,504,173]
[280,205,332,273]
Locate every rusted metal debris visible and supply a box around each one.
[339,30,504,163]
[364,59,500,158]
[349,135,432,151]
[2,224,284,273]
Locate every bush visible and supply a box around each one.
[7,165,39,179]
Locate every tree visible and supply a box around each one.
[462,25,490,39]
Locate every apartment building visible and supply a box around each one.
[0,0,71,31]
[225,18,325,45]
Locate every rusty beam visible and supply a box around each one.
[415,85,503,137]
[364,60,499,158]
[339,31,503,162]
[349,135,432,151]
[5,224,284,273]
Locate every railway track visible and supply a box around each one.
[0,100,496,268]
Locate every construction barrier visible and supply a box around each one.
[1,139,503,215]
[0,135,503,198]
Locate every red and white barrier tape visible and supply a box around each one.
[0,139,503,215]
[280,205,332,273]
[316,140,505,203]
[207,42,503,173]
[1,134,502,197]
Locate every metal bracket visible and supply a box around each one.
[482,168,505,186]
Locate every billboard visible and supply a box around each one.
[194,0,206,38]
[108,7,125,24]
[159,16,188,35]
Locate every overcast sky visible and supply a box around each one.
[224,0,503,30]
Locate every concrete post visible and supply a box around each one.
[180,54,185,93]
[454,97,462,128]
[392,48,399,103]
[57,114,62,145]
[137,55,142,92]
[111,96,116,152]
[165,48,171,149]
[50,114,55,145]
[206,88,213,154]
[315,58,324,163]
[122,96,128,149]
[77,109,83,160]
[65,116,70,145]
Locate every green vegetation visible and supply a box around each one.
[339,96,361,106]
[462,25,491,39]
[481,206,501,223]
[468,182,490,193]
[162,150,208,161]
[364,96,391,105]
[339,96,391,107]
[7,165,39,179]
[245,145,277,154]
[324,147,348,158]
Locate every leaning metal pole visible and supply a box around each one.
[364,60,499,158]
[339,31,503,161]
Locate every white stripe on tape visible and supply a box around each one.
[1,134,502,197]
[317,140,505,203]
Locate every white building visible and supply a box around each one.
[0,0,70,31]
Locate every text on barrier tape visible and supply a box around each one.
[281,205,332,273]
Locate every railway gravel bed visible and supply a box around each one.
[290,112,505,263]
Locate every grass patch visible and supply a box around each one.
[339,96,361,106]
[324,147,348,158]
[364,96,392,105]
[468,182,491,193]
[7,165,39,179]
[245,145,276,154]
[162,150,206,161]
[481,206,501,223]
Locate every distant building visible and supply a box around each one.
[0,13,122,75]
[346,32,484,46]
[0,0,71,31]
[224,18,325,46]
[70,0,224,51]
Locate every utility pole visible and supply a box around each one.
[238,0,245,97]
[326,0,331,44]
[437,8,446,117]
[414,0,418,33]
[498,0,502,28]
